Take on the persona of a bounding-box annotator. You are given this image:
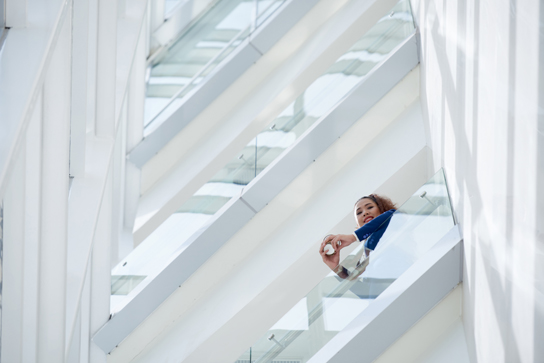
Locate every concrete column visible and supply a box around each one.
[123,22,146,255]
[5,0,26,28]
[95,0,118,137]
[89,169,113,363]
[38,9,72,362]
[21,89,43,363]
[66,309,81,363]
[70,0,90,177]
[86,0,98,135]
[2,143,25,363]
[111,103,127,267]
[79,263,92,362]
[149,0,165,53]
[89,1,118,359]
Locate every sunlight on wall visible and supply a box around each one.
[411,0,543,362]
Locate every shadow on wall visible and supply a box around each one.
[412,0,544,362]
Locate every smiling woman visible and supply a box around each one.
[319,194,396,276]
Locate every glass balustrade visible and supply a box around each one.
[111,0,415,311]
[145,0,287,133]
[235,169,455,363]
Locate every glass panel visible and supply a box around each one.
[111,275,146,295]
[111,0,415,312]
[235,169,455,363]
[145,0,288,132]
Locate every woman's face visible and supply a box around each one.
[354,198,381,228]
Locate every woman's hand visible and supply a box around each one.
[329,234,357,252]
[320,238,340,270]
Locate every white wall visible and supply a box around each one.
[410,0,544,362]
[0,0,148,361]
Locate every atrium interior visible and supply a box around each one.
[0,0,542,362]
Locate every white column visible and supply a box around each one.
[1,144,25,363]
[38,9,72,362]
[89,169,113,363]
[70,0,90,177]
[110,103,127,267]
[21,89,43,363]
[65,309,81,363]
[118,0,127,19]
[123,22,146,255]
[149,0,165,53]
[89,0,117,359]
[95,0,118,137]
[79,263,92,363]
[86,0,99,135]
[5,0,26,28]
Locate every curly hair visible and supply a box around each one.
[354,194,396,213]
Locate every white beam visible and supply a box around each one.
[38,8,72,361]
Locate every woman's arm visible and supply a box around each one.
[325,210,396,253]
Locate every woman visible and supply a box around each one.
[320,194,396,276]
